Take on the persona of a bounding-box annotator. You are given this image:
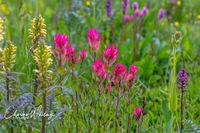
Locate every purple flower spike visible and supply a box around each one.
[132,1,138,11]
[106,0,113,17]
[158,8,165,21]
[141,6,148,17]
[122,0,129,15]
[177,68,189,92]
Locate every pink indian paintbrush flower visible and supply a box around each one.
[88,28,101,54]
[91,58,107,84]
[102,45,118,70]
[66,45,80,69]
[79,49,86,61]
[127,64,137,89]
[111,63,127,91]
[52,33,68,66]
[134,106,143,120]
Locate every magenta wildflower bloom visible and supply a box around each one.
[52,33,68,66]
[158,8,165,21]
[66,45,80,68]
[134,106,143,120]
[129,16,134,20]
[79,49,86,61]
[92,58,107,84]
[88,28,101,54]
[135,10,141,17]
[122,0,129,15]
[141,6,148,17]
[127,64,137,89]
[132,1,138,11]
[111,63,127,90]
[102,45,118,70]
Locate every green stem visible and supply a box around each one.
[170,46,176,133]
[180,89,184,133]
[127,90,131,133]
[41,91,46,133]
[115,94,119,133]
[93,0,96,26]
[171,111,173,133]
[6,73,13,133]
[138,119,140,133]
[173,47,176,86]
[76,91,79,133]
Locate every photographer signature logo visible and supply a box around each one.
[4,105,56,120]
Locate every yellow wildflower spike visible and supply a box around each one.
[33,40,52,87]
[29,15,46,52]
[2,40,16,73]
[0,17,4,42]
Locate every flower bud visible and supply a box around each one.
[175,31,181,40]
[134,106,143,120]
[79,49,86,61]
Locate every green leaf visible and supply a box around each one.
[149,75,161,83]
[141,56,154,78]
[168,69,177,111]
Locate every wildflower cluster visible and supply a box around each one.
[52,33,86,74]
[122,1,148,22]
[52,33,68,67]
[133,2,148,18]
[89,29,138,94]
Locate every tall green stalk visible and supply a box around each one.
[168,31,181,133]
